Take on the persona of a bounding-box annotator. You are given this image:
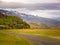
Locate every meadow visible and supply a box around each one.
[5,29,60,36]
[0,30,32,45]
[0,29,60,45]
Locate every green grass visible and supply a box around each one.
[5,29,60,40]
[6,29,60,36]
[0,30,31,45]
[7,29,60,41]
[0,29,60,45]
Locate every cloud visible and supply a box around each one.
[0,0,60,10]
[0,2,60,10]
[0,0,60,3]
[9,8,60,18]
[0,8,60,21]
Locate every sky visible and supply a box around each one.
[0,0,60,21]
[0,0,60,9]
[0,0,60,3]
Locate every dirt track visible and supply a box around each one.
[5,32,60,45]
[17,34,60,45]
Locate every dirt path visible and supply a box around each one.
[16,34,60,45]
[4,32,60,45]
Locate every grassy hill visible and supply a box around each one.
[28,23,49,29]
[0,13,30,29]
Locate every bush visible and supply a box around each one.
[0,13,30,29]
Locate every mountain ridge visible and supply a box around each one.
[0,9,60,29]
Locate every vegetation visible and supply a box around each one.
[0,13,30,29]
[0,30,31,45]
[28,23,49,29]
[8,29,60,36]
[0,29,60,45]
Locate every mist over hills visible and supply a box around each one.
[0,9,60,29]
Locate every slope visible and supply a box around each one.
[0,13,30,29]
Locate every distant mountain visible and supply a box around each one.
[0,9,18,16]
[0,9,60,29]
[28,23,49,29]
[0,13,30,29]
[54,17,60,21]
[19,13,60,28]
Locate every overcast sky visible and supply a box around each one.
[0,0,60,3]
[0,0,60,20]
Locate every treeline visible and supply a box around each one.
[0,13,30,29]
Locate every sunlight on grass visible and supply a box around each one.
[9,29,60,40]
[6,29,60,36]
[0,29,60,45]
[0,30,32,45]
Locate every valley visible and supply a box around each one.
[0,1,60,45]
[0,29,60,45]
[0,8,60,45]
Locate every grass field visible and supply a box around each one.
[0,30,32,45]
[4,29,60,36]
[0,29,60,45]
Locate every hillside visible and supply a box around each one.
[0,13,30,29]
[0,9,60,29]
[19,13,60,29]
[28,23,49,29]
